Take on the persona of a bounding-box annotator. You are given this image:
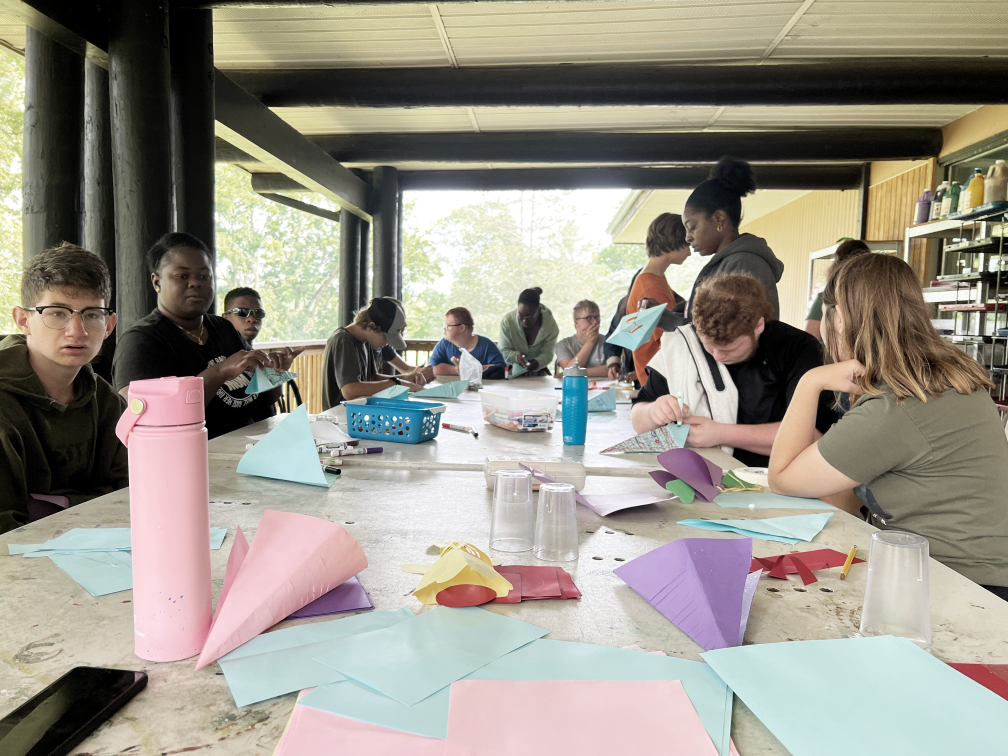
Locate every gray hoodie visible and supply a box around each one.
[687,233,785,320]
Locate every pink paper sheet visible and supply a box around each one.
[195,510,368,669]
[275,702,445,756]
[445,679,718,756]
[208,526,248,634]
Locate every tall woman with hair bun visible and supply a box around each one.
[498,287,559,377]
[769,253,1008,600]
[682,156,784,319]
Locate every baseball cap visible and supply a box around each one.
[367,298,408,351]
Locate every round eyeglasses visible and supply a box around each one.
[225,307,266,319]
[30,306,113,332]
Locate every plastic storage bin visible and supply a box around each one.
[344,397,446,443]
[478,389,559,432]
[483,456,587,491]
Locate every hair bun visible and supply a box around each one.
[709,156,756,198]
[531,286,543,295]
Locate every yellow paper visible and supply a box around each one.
[413,542,513,604]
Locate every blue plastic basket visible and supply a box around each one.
[344,397,447,444]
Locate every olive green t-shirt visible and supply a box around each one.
[818,387,1008,588]
[806,292,824,322]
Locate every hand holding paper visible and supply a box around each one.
[245,367,298,395]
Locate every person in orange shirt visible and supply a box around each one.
[627,213,691,382]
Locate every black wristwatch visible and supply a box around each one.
[391,376,402,386]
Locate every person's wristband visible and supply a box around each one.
[391,376,402,386]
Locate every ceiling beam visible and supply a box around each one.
[225,59,1008,108]
[215,71,371,219]
[174,0,526,5]
[0,0,108,64]
[254,191,342,223]
[247,164,864,193]
[311,129,943,166]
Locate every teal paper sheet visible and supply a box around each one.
[714,492,836,511]
[48,551,133,596]
[373,385,410,399]
[703,635,1008,756]
[509,363,529,378]
[587,387,616,412]
[605,303,667,351]
[677,513,833,544]
[218,607,414,707]
[411,380,469,399]
[312,606,548,706]
[301,638,733,756]
[237,404,334,488]
[11,527,227,557]
[245,367,298,395]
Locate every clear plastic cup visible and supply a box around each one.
[533,482,579,562]
[858,530,932,649]
[489,469,534,553]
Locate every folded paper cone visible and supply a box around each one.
[195,510,367,669]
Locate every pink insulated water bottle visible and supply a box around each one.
[116,376,212,662]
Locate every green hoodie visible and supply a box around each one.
[0,335,129,534]
[498,304,560,372]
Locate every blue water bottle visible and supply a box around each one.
[562,362,588,445]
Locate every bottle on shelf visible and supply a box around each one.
[985,160,1008,204]
[960,169,986,213]
[914,189,934,224]
[930,181,949,221]
[940,182,960,219]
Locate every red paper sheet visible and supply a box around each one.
[749,549,866,585]
[948,664,1008,702]
[492,572,523,603]
[493,566,580,602]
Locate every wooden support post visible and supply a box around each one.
[396,189,404,302]
[359,218,370,309]
[84,59,116,382]
[23,26,84,261]
[372,166,398,299]
[170,8,216,270]
[339,209,361,328]
[108,0,174,333]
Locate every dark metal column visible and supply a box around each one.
[84,60,117,382]
[359,218,371,309]
[371,166,398,298]
[109,0,175,333]
[22,26,84,261]
[170,8,216,262]
[396,189,404,301]
[339,209,361,328]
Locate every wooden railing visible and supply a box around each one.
[257,337,442,415]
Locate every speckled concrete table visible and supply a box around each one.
[3,402,1007,755]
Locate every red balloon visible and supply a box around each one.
[436,584,497,607]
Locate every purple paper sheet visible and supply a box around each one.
[287,575,374,619]
[655,449,722,502]
[615,538,753,651]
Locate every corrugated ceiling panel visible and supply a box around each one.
[0,14,25,53]
[214,5,446,69]
[775,1,1008,57]
[274,107,473,134]
[713,104,980,128]
[472,106,719,131]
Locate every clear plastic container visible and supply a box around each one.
[478,389,559,432]
[858,530,931,650]
[534,482,579,562]
[489,469,534,553]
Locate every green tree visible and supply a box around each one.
[0,51,24,330]
[401,198,446,340]
[214,164,342,342]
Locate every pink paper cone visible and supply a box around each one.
[195,510,367,669]
[209,526,249,634]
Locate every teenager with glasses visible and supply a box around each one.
[1,243,128,533]
[223,287,266,343]
[555,300,610,377]
[113,232,301,439]
[430,307,506,379]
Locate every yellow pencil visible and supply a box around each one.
[840,546,858,580]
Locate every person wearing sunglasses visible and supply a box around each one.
[498,287,558,377]
[1,243,128,534]
[430,307,506,379]
[222,287,266,343]
[113,232,301,440]
[555,300,611,377]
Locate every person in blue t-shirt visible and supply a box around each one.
[431,307,506,380]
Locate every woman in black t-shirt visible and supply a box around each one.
[112,232,299,439]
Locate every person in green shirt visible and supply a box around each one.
[804,239,871,342]
[770,253,1008,599]
[498,287,559,377]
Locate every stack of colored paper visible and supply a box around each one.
[492,565,580,603]
[615,538,759,651]
[676,512,833,545]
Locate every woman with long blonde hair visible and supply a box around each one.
[769,253,1008,599]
